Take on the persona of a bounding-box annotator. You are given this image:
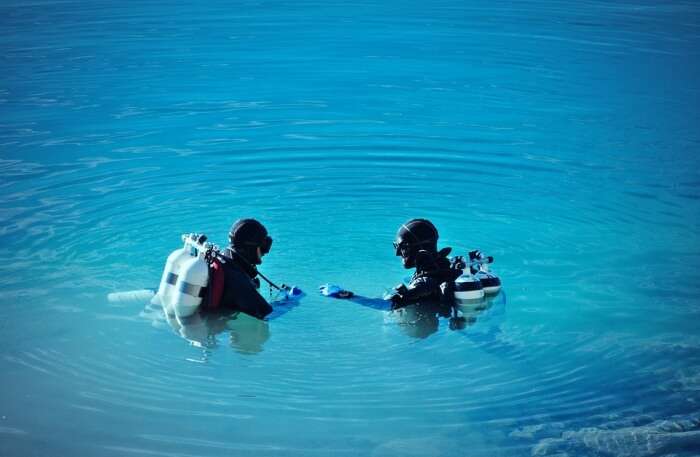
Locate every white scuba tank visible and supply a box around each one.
[466,249,502,295]
[169,253,209,319]
[152,243,191,314]
[474,265,501,295]
[453,270,485,302]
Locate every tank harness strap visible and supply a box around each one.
[206,258,225,309]
[177,281,208,298]
[166,272,178,285]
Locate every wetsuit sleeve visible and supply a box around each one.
[235,280,273,319]
[391,276,438,309]
[220,267,273,319]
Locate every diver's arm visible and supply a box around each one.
[318,284,391,311]
[390,277,437,309]
[349,295,393,311]
[233,277,274,320]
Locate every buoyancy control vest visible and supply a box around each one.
[203,249,272,319]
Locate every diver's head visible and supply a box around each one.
[229,218,272,265]
[394,218,438,269]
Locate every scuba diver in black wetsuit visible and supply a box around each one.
[317,218,503,338]
[318,219,462,339]
[202,218,274,319]
[387,218,461,309]
[156,218,301,351]
[321,219,459,305]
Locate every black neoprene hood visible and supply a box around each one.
[229,219,268,248]
[395,218,439,248]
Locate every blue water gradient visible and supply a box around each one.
[1,1,699,456]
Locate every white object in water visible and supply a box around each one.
[475,269,501,295]
[153,233,218,319]
[168,250,209,319]
[465,250,502,295]
[472,257,501,295]
[453,272,485,301]
[108,289,155,304]
[152,243,191,313]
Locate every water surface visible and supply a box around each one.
[1,1,700,456]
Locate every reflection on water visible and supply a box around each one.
[386,293,505,339]
[154,294,302,354]
[164,311,270,355]
[344,291,505,340]
[390,303,446,339]
[156,287,504,350]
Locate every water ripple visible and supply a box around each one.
[2,0,699,456]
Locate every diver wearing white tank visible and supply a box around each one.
[202,219,273,319]
[387,219,460,309]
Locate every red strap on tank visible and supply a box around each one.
[206,259,225,309]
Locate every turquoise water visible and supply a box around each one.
[2,1,700,456]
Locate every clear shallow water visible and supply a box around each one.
[1,1,700,456]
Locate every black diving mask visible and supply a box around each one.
[230,235,273,255]
[394,239,434,257]
[393,240,413,257]
[260,235,273,255]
